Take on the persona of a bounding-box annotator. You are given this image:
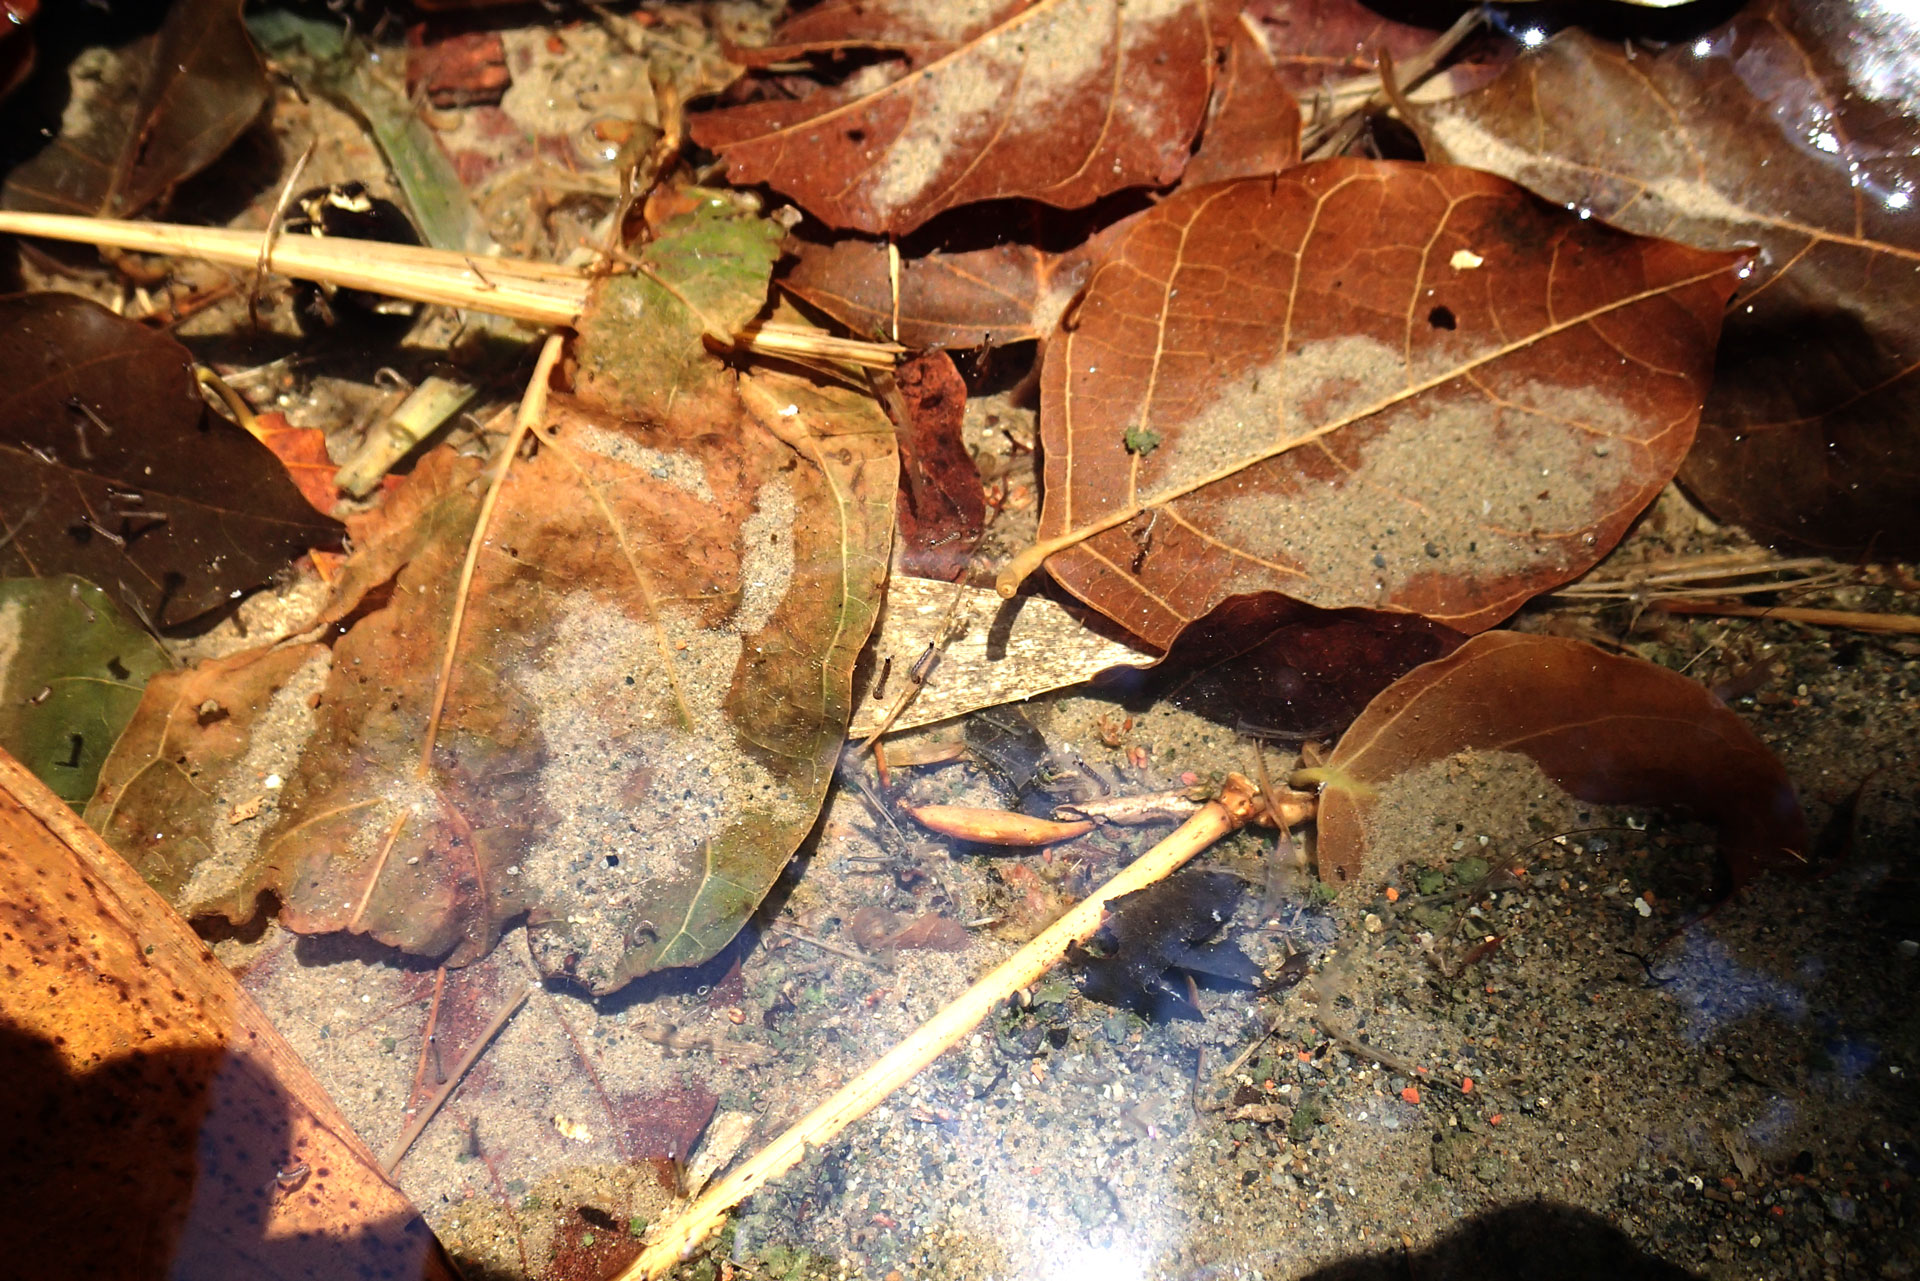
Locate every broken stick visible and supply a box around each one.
[615,773,1262,1279]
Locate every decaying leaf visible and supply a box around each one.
[0,575,169,807]
[781,228,1113,349]
[0,293,345,626]
[2,0,267,218]
[1244,0,1452,97]
[1011,160,1741,648]
[848,575,1152,738]
[0,748,453,1279]
[1313,631,1809,890]
[690,0,1215,235]
[890,350,984,581]
[1070,868,1258,1020]
[90,195,895,993]
[1182,8,1301,186]
[1137,592,1462,740]
[1412,4,1920,557]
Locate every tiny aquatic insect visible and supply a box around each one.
[285,183,424,340]
[268,1159,310,1193]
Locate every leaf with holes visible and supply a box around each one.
[0,293,345,627]
[1000,160,1741,649]
[1411,4,1920,557]
[0,575,169,807]
[689,0,1214,235]
[1312,631,1809,892]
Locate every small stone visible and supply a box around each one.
[1364,913,1384,934]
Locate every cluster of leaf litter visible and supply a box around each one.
[7,0,1910,1009]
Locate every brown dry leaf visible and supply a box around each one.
[0,293,345,625]
[1411,4,1920,558]
[1243,0,1450,97]
[1314,631,1809,890]
[2,0,267,218]
[1011,160,1741,649]
[0,748,452,1279]
[891,351,984,580]
[1183,8,1301,186]
[783,236,1102,349]
[690,0,1215,235]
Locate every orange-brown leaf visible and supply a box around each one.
[1412,4,1920,558]
[1025,160,1740,648]
[0,748,452,1279]
[1315,632,1809,890]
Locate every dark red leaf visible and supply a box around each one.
[690,0,1215,235]
[891,351,984,581]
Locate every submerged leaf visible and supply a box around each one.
[0,293,345,625]
[1071,869,1257,1021]
[1314,632,1809,890]
[781,227,1115,349]
[0,749,454,1280]
[891,351,983,581]
[0,575,168,806]
[1182,8,1301,186]
[1013,160,1740,648]
[690,0,1214,235]
[1412,5,1920,557]
[89,198,895,992]
[2,0,266,218]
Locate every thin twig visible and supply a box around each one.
[382,981,532,1174]
[1649,599,1920,635]
[404,967,449,1112]
[418,332,565,775]
[768,925,893,971]
[617,775,1260,1279]
[251,140,316,328]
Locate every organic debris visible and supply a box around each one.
[1070,869,1261,1021]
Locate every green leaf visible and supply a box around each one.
[572,189,786,419]
[0,576,169,807]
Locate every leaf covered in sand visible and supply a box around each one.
[88,196,896,992]
[1314,631,1809,891]
[1411,4,1920,557]
[689,0,1214,235]
[1009,160,1741,648]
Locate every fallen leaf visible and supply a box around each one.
[1244,0,1450,96]
[253,410,341,516]
[1411,4,1920,557]
[1011,160,1741,648]
[0,747,453,1279]
[1314,631,1810,889]
[847,575,1152,738]
[2,0,266,217]
[0,575,169,807]
[0,293,346,626]
[781,224,1116,349]
[90,196,896,992]
[890,350,984,580]
[1070,868,1258,1020]
[690,0,1215,235]
[1182,8,1301,186]
[1134,592,1463,740]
